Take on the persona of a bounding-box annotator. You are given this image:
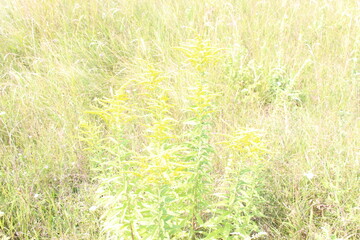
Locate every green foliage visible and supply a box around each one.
[79,37,267,239]
[225,55,306,106]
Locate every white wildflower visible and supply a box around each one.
[304,172,315,180]
[183,120,198,126]
[251,232,268,239]
[89,206,97,212]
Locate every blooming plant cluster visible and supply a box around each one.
[80,37,267,239]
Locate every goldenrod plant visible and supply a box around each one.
[78,36,268,239]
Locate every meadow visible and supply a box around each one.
[0,0,359,239]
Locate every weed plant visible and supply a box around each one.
[79,37,267,239]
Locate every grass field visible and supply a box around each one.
[0,0,359,239]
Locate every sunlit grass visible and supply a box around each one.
[0,0,359,239]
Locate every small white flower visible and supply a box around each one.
[44,165,49,169]
[183,120,198,126]
[253,232,268,238]
[0,111,6,116]
[0,211,4,217]
[34,194,40,199]
[304,172,315,180]
[73,3,81,10]
[241,88,249,93]
[89,206,97,212]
